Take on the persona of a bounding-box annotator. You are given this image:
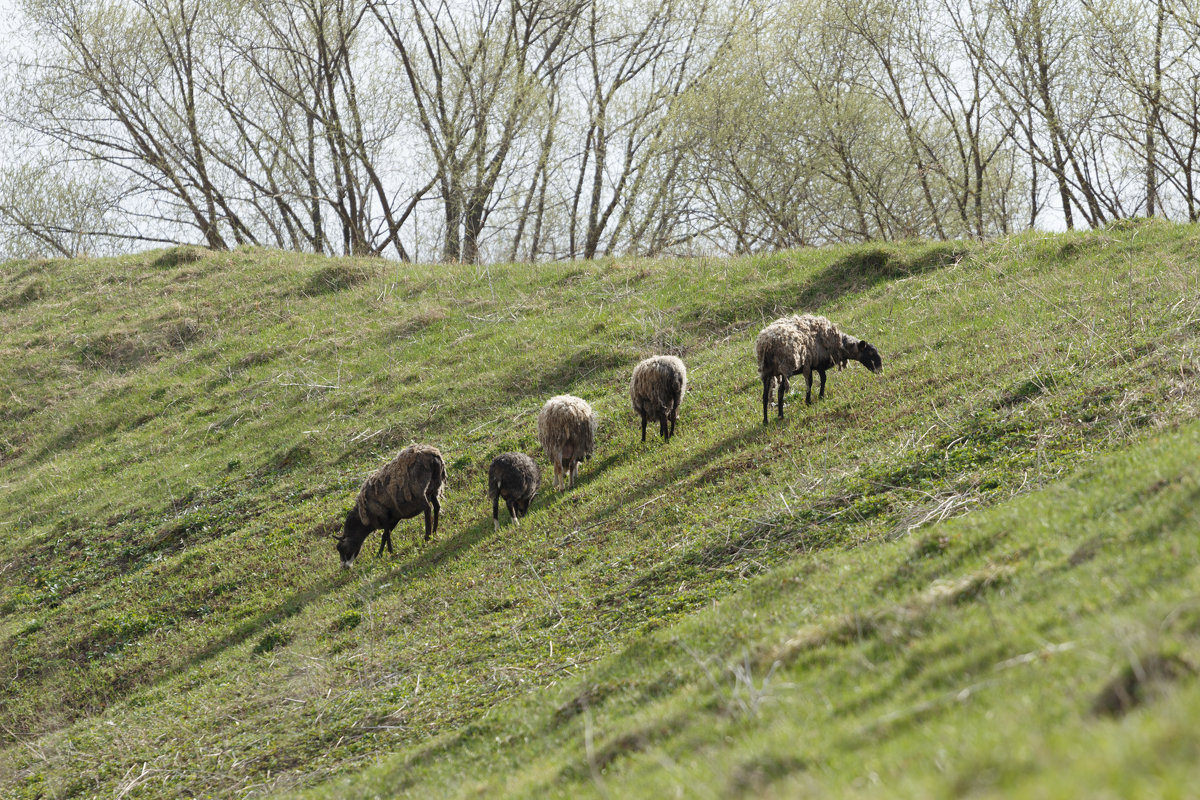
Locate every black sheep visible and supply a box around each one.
[488,452,540,530]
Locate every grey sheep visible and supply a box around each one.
[630,355,687,443]
[336,444,447,568]
[488,452,540,530]
[755,314,882,424]
[537,394,597,491]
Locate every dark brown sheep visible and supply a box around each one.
[336,444,447,568]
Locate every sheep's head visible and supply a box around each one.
[856,341,883,374]
[337,509,371,569]
[515,496,534,518]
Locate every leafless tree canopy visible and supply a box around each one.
[2,0,1199,261]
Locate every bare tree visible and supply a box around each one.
[10,0,1200,261]
[217,0,428,258]
[370,0,582,263]
[1081,0,1200,220]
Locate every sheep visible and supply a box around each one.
[630,355,687,443]
[537,394,597,491]
[336,444,447,568]
[755,314,883,424]
[488,452,540,530]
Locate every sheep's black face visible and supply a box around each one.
[337,510,371,569]
[858,342,883,373]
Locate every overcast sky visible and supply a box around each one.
[0,0,24,66]
[0,0,17,38]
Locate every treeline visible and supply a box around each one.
[0,0,1196,262]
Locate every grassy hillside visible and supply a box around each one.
[0,221,1198,797]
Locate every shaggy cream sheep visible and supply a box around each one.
[755,314,882,424]
[537,395,596,491]
[630,355,687,443]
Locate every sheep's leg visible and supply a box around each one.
[762,376,772,425]
[659,414,669,442]
[423,505,433,542]
[778,375,790,418]
[570,460,579,488]
[818,368,827,399]
[507,499,518,524]
[669,403,678,440]
[377,525,395,557]
[431,496,441,535]
[640,413,648,442]
[493,494,501,531]
[803,366,813,405]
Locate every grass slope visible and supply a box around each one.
[0,221,1197,797]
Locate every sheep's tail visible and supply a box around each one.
[758,351,786,384]
[435,457,447,500]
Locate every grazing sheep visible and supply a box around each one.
[336,444,447,568]
[537,395,597,491]
[630,355,688,443]
[488,452,540,530]
[755,314,883,424]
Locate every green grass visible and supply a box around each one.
[0,220,1198,797]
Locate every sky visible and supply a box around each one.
[0,0,26,74]
[0,0,17,39]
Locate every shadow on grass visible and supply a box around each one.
[186,512,510,669]
[155,493,586,673]
[0,561,359,737]
[572,423,778,538]
[522,344,633,395]
[798,245,965,309]
[365,516,499,593]
[7,505,511,737]
[177,569,358,674]
[564,450,629,492]
[688,244,965,329]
